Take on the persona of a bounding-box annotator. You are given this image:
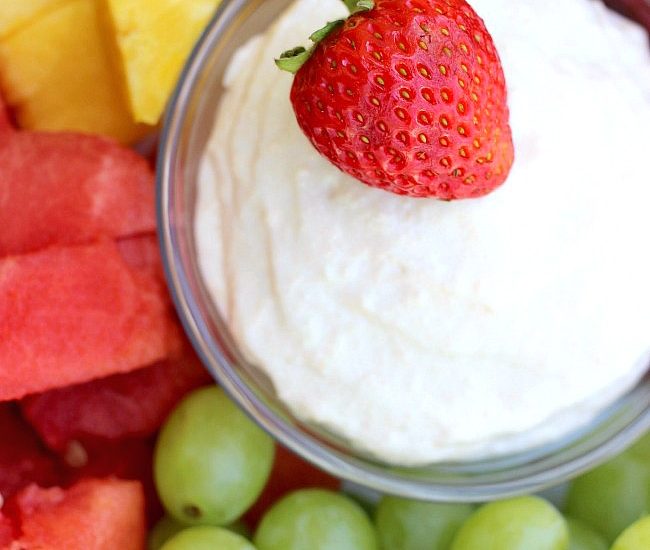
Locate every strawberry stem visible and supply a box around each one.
[275,47,312,73]
[342,0,374,12]
[276,20,343,73]
[309,19,344,43]
[275,0,374,74]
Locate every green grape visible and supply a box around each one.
[627,431,650,460]
[254,488,378,550]
[148,516,186,550]
[450,496,568,550]
[564,454,650,543]
[160,526,256,550]
[566,518,607,550]
[154,386,275,526]
[148,515,251,549]
[344,484,379,518]
[375,495,474,550]
[611,516,650,550]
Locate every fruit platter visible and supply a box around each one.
[0,0,649,549]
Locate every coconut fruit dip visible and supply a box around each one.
[195,0,650,465]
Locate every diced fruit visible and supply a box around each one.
[611,516,650,550]
[117,234,165,279]
[0,240,181,401]
[10,478,145,549]
[567,517,607,550]
[0,0,68,39]
[0,0,149,143]
[564,454,650,543]
[61,439,152,485]
[21,347,209,451]
[254,488,378,550]
[450,496,568,550]
[0,512,13,546]
[0,130,155,256]
[375,496,475,550]
[106,0,220,125]
[245,445,340,528]
[161,526,256,550]
[0,403,60,499]
[61,438,163,526]
[154,386,275,526]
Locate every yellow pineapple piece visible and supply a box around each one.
[106,0,221,125]
[0,0,149,143]
[0,0,69,40]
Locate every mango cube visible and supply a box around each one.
[0,0,68,40]
[106,0,220,124]
[0,0,148,144]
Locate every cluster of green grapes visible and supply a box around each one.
[150,386,650,550]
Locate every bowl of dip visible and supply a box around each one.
[157,0,650,500]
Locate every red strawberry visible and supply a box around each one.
[278,0,514,199]
[604,0,650,35]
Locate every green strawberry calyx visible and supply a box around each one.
[275,0,374,74]
[342,0,374,13]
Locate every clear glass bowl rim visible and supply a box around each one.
[156,0,650,502]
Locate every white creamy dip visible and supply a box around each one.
[195,0,650,464]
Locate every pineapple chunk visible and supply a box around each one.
[107,0,221,125]
[0,0,149,144]
[0,0,69,40]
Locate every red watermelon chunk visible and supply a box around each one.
[0,240,181,401]
[8,478,145,550]
[0,513,13,546]
[0,404,61,500]
[60,438,163,526]
[116,233,164,280]
[0,130,155,256]
[21,347,210,451]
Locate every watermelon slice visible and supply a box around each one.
[8,478,145,549]
[61,438,163,526]
[116,233,164,280]
[21,347,210,451]
[0,512,13,546]
[0,403,61,500]
[0,130,155,256]
[0,239,181,401]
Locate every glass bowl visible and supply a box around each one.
[157,0,650,501]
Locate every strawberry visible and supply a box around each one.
[603,0,650,34]
[277,0,514,199]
